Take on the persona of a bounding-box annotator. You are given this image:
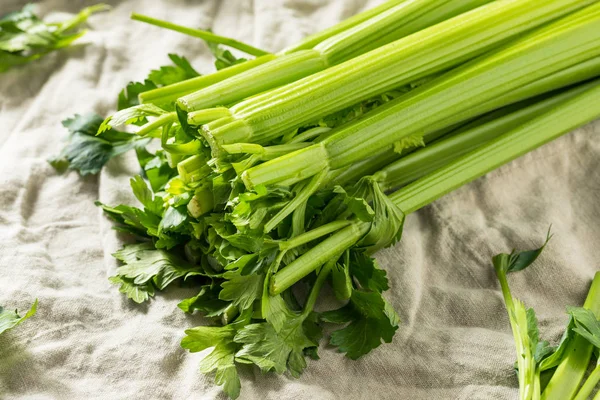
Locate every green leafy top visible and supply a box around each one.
[49,113,150,175]
[0,4,108,72]
[0,299,38,335]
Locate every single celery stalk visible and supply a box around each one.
[541,273,600,400]
[178,0,490,113]
[270,78,600,295]
[572,362,600,400]
[204,0,595,154]
[316,0,493,66]
[243,3,600,189]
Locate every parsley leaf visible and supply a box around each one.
[178,285,230,317]
[0,299,38,335]
[109,276,155,304]
[219,270,264,311]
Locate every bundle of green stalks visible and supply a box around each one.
[55,1,600,398]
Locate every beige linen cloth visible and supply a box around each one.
[0,1,599,399]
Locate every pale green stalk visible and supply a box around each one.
[204,0,595,157]
[244,3,600,189]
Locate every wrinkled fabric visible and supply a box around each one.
[0,1,598,399]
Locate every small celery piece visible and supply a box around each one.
[177,155,212,184]
[131,13,269,57]
[0,4,108,72]
[541,275,600,400]
[244,3,600,189]
[187,189,214,218]
[492,233,551,400]
[0,299,38,335]
[205,0,595,157]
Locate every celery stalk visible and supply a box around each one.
[280,0,407,54]
[177,0,491,114]
[375,81,599,192]
[572,363,600,400]
[244,3,600,189]
[206,0,595,155]
[270,78,600,295]
[139,56,276,106]
[390,81,600,214]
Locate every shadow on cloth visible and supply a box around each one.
[0,332,71,397]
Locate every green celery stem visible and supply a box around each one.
[136,112,177,136]
[391,79,600,214]
[301,258,335,316]
[280,220,352,251]
[270,222,369,295]
[130,13,269,57]
[427,55,600,135]
[541,272,600,400]
[243,3,600,189]
[572,364,600,400]
[263,169,329,233]
[178,50,327,112]
[211,0,597,157]
[139,56,276,106]
[280,0,406,54]
[376,81,597,192]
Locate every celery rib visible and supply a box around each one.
[271,79,600,298]
[244,3,600,189]
[206,0,595,155]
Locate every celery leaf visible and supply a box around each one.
[0,299,38,335]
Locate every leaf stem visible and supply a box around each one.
[302,258,336,317]
[279,220,353,251]
[130,13,270,57]
[270,222,369,295]
[137,112,178,136]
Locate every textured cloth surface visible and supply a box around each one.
[0,1,599,399]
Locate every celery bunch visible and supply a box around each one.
[51,1,600,398]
